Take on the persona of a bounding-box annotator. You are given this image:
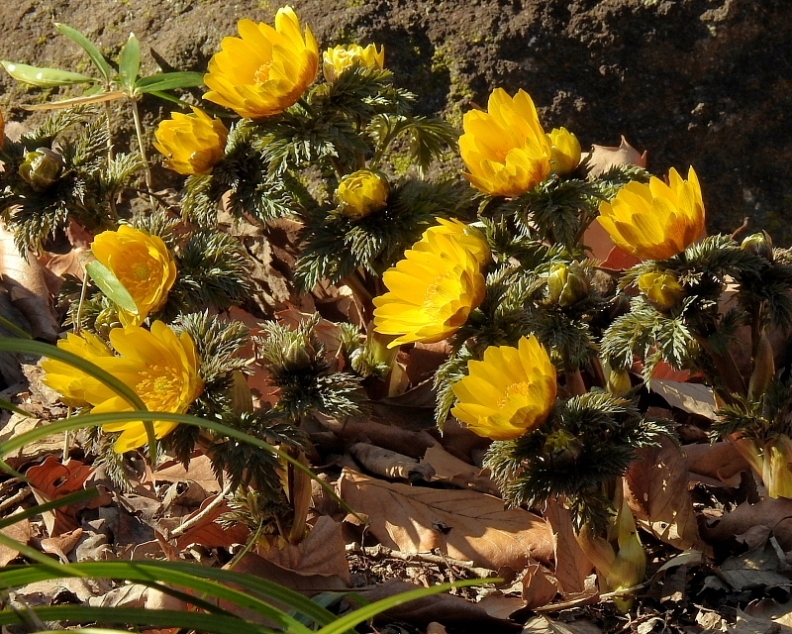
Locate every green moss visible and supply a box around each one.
[431,45,474,127]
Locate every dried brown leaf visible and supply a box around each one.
[523,615,603,633]
[40,527,83,563]
[351,442,435,481]
[624,437,707,552]
[684,442,750,487]
[420,443,500,496]
[545,498,592,594]
[27,456,92,536]
[154,454,221,494]
[583,136,647,178]
[338,468,554,572]
[0,225,59,341]
[0,513,31,566]
[257,516,350,583]
[522,562,560,609]
[174,498,249,550]
[650,379,717,420]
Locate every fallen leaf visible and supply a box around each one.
[154,454,221,494]
[522,562,560,609]
[232,551,349,594]
[257,516,350,583]
[0,225,59,341]
[523,615,603,633]
[26,456,93,536]
[624,437,707,553]
[719,543,790,592]
[544,498,592,595]
[0,513,31,566]
[351,442,435,482]
[338,468,554,572]
[649,379,717,420]
[0,413,67,468]
[684,442,750,487]
[583,136,647,178]
[40,527,84,563]
[420,443,500,496]
[702,497,792,557]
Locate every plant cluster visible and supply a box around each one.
[1,4,791,626]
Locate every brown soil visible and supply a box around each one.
[1,0,790,239]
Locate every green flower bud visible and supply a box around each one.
[19,148,63,192]
[637,270,684,312]
[741,231,774,262]
[547,262,589,307]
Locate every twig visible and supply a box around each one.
[352,544,497,579]
[170,482,233,537]
[0,486,32,513]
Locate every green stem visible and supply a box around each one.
[129,97,154,202]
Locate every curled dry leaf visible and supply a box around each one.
[338,468,554,572]
[544,498,593,595]
[26,456,93,536]
[0,512,31,566]
[350,442,435,482]
[624,437,708,553]
[174,497,249,550]
[684,442,750,487]
[702,497,792,557]
[154,454,222,494]
[420,443,500,496]
[583,135,647,178]
[522,562,561,609]
[650,379,718,420]
[40,527,84,563]
[0,225,59,341]
[256,516,351,583]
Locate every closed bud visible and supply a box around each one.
[603,361,632,396]
[229,370,254,414]
[637,270,684,311]
[748,330,775,401]
[542,429,582,466]
[547,127,581,176]
[762,435,792,499]
[19,148,63,191]
[547,262,589,307]
[741,231,774,262]
[335,169,389,219]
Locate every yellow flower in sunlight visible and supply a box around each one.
[598,167,705,261]
[459,88,553,197]
[41,322,204,452]
[98,322,204,453]
[637,270,684,311]
[91,225,177,327]
[452,335,557,440]
[323,43,385,82]
[153,107,228,176]
[41,331,114,407]
[373,228,486,348]
[335,169,389,218]
[415,219,491,268]
[547,127,581,176]
[203,7,319,118]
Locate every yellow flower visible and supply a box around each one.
[91,225,177,327]
[637,270,684,311]
[40,322,204,452]
[451,335,557,440]
[203,7,319,119]
[41,331,114,407]
[323,44,385,83]
[459,88,553,197]
[335,169,389,218]
[547,127,581,175]
[373,229,486,348]
[414,218,491,268]
[153,107,228,176]
[597,167,705,260]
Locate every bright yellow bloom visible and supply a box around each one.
[598,167,705,261]
[153,107,228,176]
[41,322,204,452]
[414,218,491,268]
[335,169,389,218]
[637,270,684,311]
[451,335,557,440]
[459,88,553,197]
[323,44,384,83]
[373,229,486,348]
[547,127,581,175]
[41,332,114,407]
[203,7,319,119]
[91,226,177,327]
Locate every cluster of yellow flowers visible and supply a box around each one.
[153,7,385,177]
[42,322,204,453]
[373,219,489,348]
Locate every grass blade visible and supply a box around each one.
[117,33,141,91]
[136,71,204,92]
[0,488,99,530]
[0,61,95,87]
[55,23,113,83]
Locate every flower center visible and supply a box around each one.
[137,365,184,412]
[254,61,273,84]
[498,381,531,410]
[132,262,150,281]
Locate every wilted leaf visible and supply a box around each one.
[420,443,500,496]
[154,454,221,494]
[624,437,707,552]
[257,516,350,583]
[0,226,59,341]
[27,456,92,535]
[351,442,435,482]
[545,498,592,594]
[0,513,31,566]
[338,468,554,572]
[522,562,560,609]
[702,497,792,555]
[684,442,749,487]
[174,497,249,550]
[649,379,717,420]
[522,615,603,633]
[583,135,647,178]
[40,527,84,563]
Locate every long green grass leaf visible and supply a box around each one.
[136,71,204,92]
[0,531,84,578]
[0,314,32,339]
[0,398,33,418]
[54,23,113,83]
[85,260,139,314]
[0,61,95,87]
[117,33,141,91]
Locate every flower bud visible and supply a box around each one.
[547,127,581,176]
[19,148,63,191]
[762,435,792,499]
[323,44,385,83]
[335,170,389,219]
[741,231,774,262]
[542,429,582,466]
[547,262,589,307]
[637,270,684,311]
[603,361,632,396]
[748,330,775,401]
